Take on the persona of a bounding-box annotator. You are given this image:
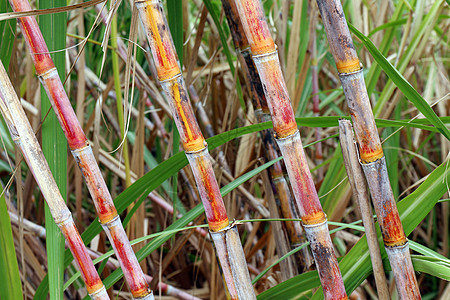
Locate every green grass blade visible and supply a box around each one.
[0,184,23,299]
[166,0,183,65]
[0,1,16,70]
[38,0,67,298]
[348,23,450,140]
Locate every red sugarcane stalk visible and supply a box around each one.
[135,1,255,298]
[315,0,420,298]
[0,61,109,300]
[234,0,347,298]
[221,0,313,272]
[9,1,153,298]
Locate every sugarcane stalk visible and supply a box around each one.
[339,120,390,300]
[221,0,313,272]
[0,61,109,300]
[234,0,347,298]
[9,1,153,298]
[316,1,421,298]
[135,1,255,298]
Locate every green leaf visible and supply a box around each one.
[0,1,15,70]
[167,0,183,65]
[38,0,67,298]
[0,185,23,299]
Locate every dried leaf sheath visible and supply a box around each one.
[9,0,153,298]
[0,62,108,300]
[316,0,420,298]
[234,0,347,299]
[135,1,255,298]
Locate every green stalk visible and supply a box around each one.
[0,184,23,299]
[111,11,132,188]
[38,0,66,297]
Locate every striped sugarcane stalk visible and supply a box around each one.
[316,0,421,298]
[135,1,255,298]
[221,0,313,273]
[0,61,109,300]
[234,0,347,299]
[9,1,153,298]
[339,120,390,300]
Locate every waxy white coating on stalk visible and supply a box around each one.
[210,225,256,300]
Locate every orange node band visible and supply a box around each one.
[209,218,230,232]
[157,67,181,82]
[98,212,118,225]
[86,282,104,295]
[275,123,298,139]
[251,41,276,56]
[360,148,384,164]
[132,288,151,299]
[183,138,206,153]
[336,59,360,74]
[302,211,326,225]
[384,236,407,248]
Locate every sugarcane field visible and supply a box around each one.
[0,0,449,299]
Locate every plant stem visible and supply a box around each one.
[9,1,153,298]
[0,61,109,300]
[135,1,256,298]
[221,0,313,273]
[0,183,23,299]
[234,0,347,299]
[316,0,421,298]
[339,120,390,300]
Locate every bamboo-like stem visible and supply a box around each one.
[234,1,347,299]
[339,120,390,300]
[0,61,109,300]
[221,0,313,272]
[316,1,420,298]
[9,1,153,298]
[135,1,255,298]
